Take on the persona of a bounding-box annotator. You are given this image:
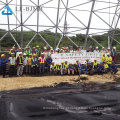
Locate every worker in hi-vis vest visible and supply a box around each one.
[31,54,38,76]
[16,52,23,76]
[8,53,16,77]
[38,53,45,75]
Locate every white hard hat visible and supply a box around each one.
[113,47,116,49]
[41,53,44,55]
[102,47,104,49]
[96,46,98,49]
[11,53,15,55]
[23,53,26,56]
[108,47,110,49]
[19,52,22,55]
[107,53,110,55]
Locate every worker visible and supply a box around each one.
[81,46,86,53]
[110,61,118,74]
[74,62,78,75]
[54,63,60,75]
[87,61,93,75]
[93,59,99,73]
[79,63,87,76]
[35,46,40,58]
[111,47,117,63]
[50,62,55,75]
[31,54,38,76]
[28,53,32,75]
[97,62,105,75]
[46,55,52,72]
[106,47,111,55]
[94,46,99,53]
[86,59,89,66]
[25,47,31,58]
[35,45,39,52]
[39,53,45,75]
[23,53,28,75]
[0,54,8,78]
[32,47,36,55]
[64,61,69,74]
[101,53,107,63]
[104,61,109,73]
[60,61,66,75]
[9,49,14,57]
[16,48,22,59]
[43,47,48,59]
[60,49,64,53]
[16,52,23,77]
[68,63,74,75]
[88,46,92,52]
[106,53,112,68]
[76,60,81,71]
[8,53,16,77]
[70,46,74,53]
[100,47,106,53]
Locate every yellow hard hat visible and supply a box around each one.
[86,59,89,61]
[56,63,59,65]
[12,47,15,49]
[102,53,105,55]
[91,61,94,63]
[26,47,29,49]
[61,61,64,63]
[94,59,97,61]
[1,54,5,57]
[50,47,53,49]
[11,49,13,51]
[97,62,100,64]
[74,62,77,65]
[29,53,32,56]
[33,47,35,49]
[36,45,39,48]
[62,47,64,49]
[33,54,36,56]
[44,47,47,49]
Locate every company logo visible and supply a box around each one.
[1,5,13,15]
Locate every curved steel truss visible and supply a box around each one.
[0,0,120,49]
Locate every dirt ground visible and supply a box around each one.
[0,70,120,91]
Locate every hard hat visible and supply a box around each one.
[108,47,110,49]
[107,53,110,55]
[94,59,97,61]
[100,61,103,64]
[96,46,98,49]
[61,49,63,51]
[11,49,13,51]
[33,47,35,49]
[89,46,92,48]
[29,53,32,56]
[56,63,59,65]
[71,46,73,48]
[23,53,26,56]
[88,61,90,64]
[12,47,15,49]
[44,47,47,49]
[102,53,105,55]
[91,61,94,63]
[62,47,64,49]
[51,49,53,50]
[33,54,36,56]
[26,47,29,49]
[41,53,44,55]
[74,62,77,65]
[50,47,53,49]
[61,61,64,63]
[112,61,114,63]
[83,46,85,48]
[11,53,15,55]
[48,55,51,57]
[113,47,116,49]
[19,52,22,55]
[86,59,89,60]
[102,47,104,49]
[1,54,5,57]
[36,45,39,47]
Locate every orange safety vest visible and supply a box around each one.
[40,57,45,64]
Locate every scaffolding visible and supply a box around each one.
[0,0,120,50]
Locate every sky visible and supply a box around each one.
[0,0,120,36]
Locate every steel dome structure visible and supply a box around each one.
[0,0,120,49]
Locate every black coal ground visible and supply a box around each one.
[0,82,120,120]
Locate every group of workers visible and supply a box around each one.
[0,45,118,78]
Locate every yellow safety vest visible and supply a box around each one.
[106,56,112,64]
[102,56,107,62]
[104,64,109,69]
[19,56,23,65]
[28,57,32,65]
[61,65,65,69]
[40,57,45,64]
[55,66,60,70]
[10,57,16,65]
[64,64,69,69]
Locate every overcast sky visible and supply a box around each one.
[0,0,120,36]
